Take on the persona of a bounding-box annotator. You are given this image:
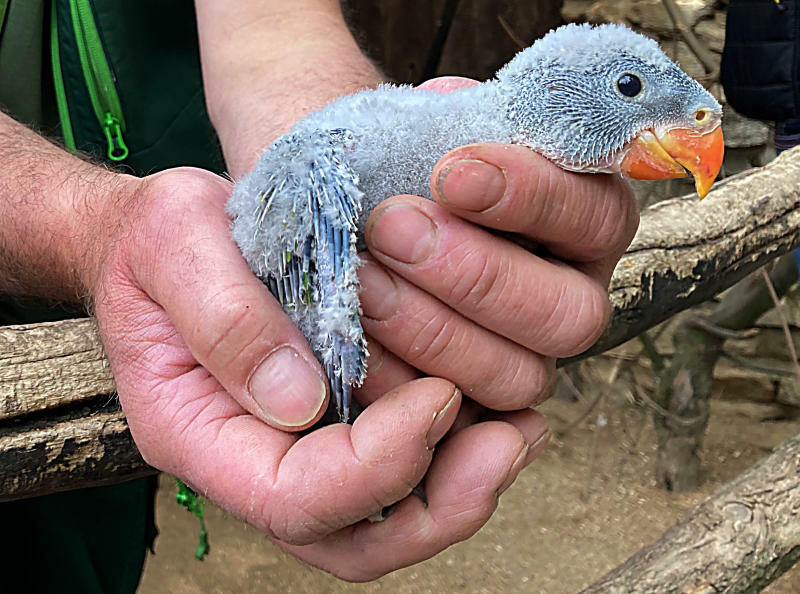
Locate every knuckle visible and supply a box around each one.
[268,509,327,545]
[525,273,610,358]
[516,159,560,230]
[364,476,417,517]
[138,177,192,226]
[554,281,611,357]
[267,484,342,545]
[445,503,496,543]
[122,188,193,273]
[508,353,555,408]
[582,178,639,259]
[404,311,461,368]
[445,245,507,312]
[133,170,228,250]
[190,287,278,371]
[524,277,570,346]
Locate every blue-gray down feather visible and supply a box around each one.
[227,23,721,422]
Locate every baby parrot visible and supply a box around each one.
[228,23,724,423]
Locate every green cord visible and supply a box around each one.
[174,477,210,561]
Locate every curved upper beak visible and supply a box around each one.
[620,124,724,198]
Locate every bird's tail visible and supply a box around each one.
[229,128,368,423]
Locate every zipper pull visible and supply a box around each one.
[102,113,129,161]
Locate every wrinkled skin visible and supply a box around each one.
[92,78,637,581]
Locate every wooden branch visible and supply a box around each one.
[580,146,800,360]
[649,252,799,492]
[0,402,154,503]
[0,317,114,421]
[1,147,800,500]
[581,429,800,593]
[0,317,152,500]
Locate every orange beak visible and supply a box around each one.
[620,125,724,198]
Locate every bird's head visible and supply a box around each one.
[497,23,723,197]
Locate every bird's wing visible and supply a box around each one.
[229,129,367,423]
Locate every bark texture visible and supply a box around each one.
[0,317,114,421]
[0,404,153,503]
[584,146,800,360]
[582,429,800,594]
[652,254,798,492]
[0,319,151,502]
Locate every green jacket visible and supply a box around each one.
[0,2,223,591]
[0,0,225,324]
[0,0,224,175]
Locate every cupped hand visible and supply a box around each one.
[355,77,639,413]
[89,167,546,580]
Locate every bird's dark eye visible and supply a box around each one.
[617,73,642,98]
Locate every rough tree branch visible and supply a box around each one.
[582,146,800,360]
[581,428,800,593]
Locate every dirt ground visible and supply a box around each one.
[140,384,800,594]
[139,390,800,594]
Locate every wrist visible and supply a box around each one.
[214,61,383,178]
[197,2,382,177]
[72,170,142,301]
[0,111,143,303]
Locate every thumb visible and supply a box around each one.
[119,168,328,430]
[415,76,479,93]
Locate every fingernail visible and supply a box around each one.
[368,204,437,264]
[364,338,385,376]
[437,159,506,212]
[525,428,551,466]
[249,346,327,427]
[497,444,529,495]
[426,388,461,448]
[358,260,400,321]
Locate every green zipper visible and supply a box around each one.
[67,0,129,161]
[51,1,76,151]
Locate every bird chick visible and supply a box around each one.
[228,23,724,423]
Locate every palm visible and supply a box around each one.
[90,167,537,580]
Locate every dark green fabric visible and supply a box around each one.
[0,1,10,42]
[1,1,224,591]
[54,0,225,175]
[0,0,57,129]
[1,477,158,594]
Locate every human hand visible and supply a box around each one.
[89,166,545,580]
[355,77,640,421]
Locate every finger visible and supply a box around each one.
[430,143,639,285]
[481,408,552,459]
[358,256,554,408]
[100,273,465,549]
[280,416,548,582]
[354,335,422,406]
[365,197,612,358]
[449,394,485,435]
[222,379,460,545]
[416,76,480,93]
[129,370,460,546]
[449,399,553,444]
[122,169,328,430]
